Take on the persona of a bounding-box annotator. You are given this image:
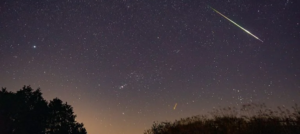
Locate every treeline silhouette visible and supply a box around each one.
[144,103,300,134]
[0,86,87,134]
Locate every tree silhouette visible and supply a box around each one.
[47,98,86,134]
[0,88,15,134]
[0,86,87,134]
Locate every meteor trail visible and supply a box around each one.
[173,103,177,110]
[209,6,263,42]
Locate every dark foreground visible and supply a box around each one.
[144,104,300,134]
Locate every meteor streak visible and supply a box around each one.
[173,103,177,110]
[209,6,263,42]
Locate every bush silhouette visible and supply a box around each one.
[0,86,87,134]
[144,103,300,134]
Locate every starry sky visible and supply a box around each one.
[1,0,300,134]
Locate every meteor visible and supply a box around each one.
[173,103,177,110]
[209,6,263,42]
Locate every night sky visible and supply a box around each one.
[1,0,300,134]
